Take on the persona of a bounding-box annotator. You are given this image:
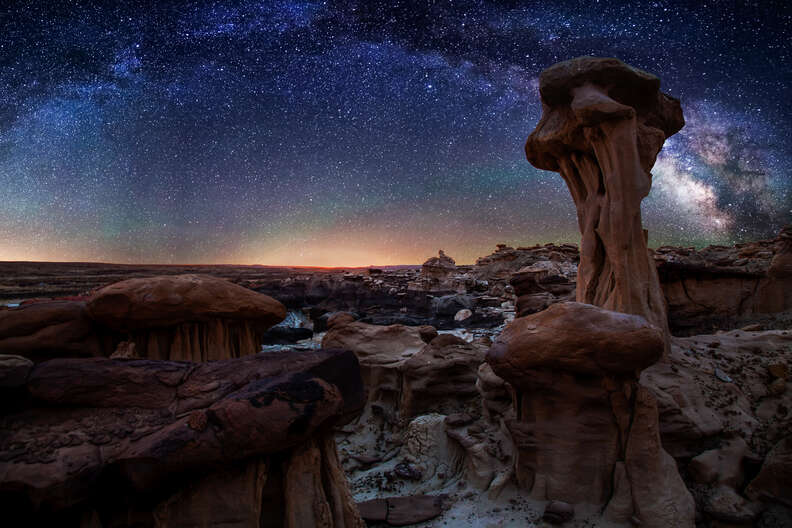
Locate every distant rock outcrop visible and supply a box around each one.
[420,250,456,280]
[656,226,792,334]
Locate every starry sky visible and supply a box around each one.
[1,1,790,266]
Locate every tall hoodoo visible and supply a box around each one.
[525,56,684,335]
[487,57,695,527]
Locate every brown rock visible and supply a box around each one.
[327,311,358,329]
[0,348,366,521]
[623,387,695,527]
[0,354,33,388]
[525,56,682,338]
[417,325,438,343]
[357,495,445,526]
[85,274,286,361]
[0,301,105,362]
[86,274,286,331]
[688,437,748,487]
[657,226,792,335]
[322,321,425,421]
[488,302,664,379]
[153,458,268,527]
[543,500,574,524]
[399,334,485,419]
[421,250,456,280]
[745,436,792,503]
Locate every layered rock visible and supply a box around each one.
[0,275,286,363]
[488,302,694,526]
[525,56,684,337]
[656,226,792,335]
[473,243,579,282]
[322,319,485,423]
[0,348,365,527]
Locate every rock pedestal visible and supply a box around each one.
[525,56,684,338]
[487,302,694,526]
[0,274,286,363]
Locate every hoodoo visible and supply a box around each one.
[525,56,684,337]
[489,57,694,527]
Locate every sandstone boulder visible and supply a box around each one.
[87,273,285,331]
[488,302,663,378]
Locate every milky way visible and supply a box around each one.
[2,1,790,265]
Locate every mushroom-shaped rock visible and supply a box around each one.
[86,274,286,361]
[488,302,663,380]
[525,57,684,337]
[486,302,692,527]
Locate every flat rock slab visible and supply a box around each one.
[357,494,446,526]
[0,348,365,512]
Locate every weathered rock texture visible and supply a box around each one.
[656,226,792,335]
[322,320,485,423]
[0,275,286,363]
[525,56,684,336]
[87,274,286,361]
[0,301,108,362]
[420,250,456,280]
[488,302,694,527]
[0,348,365,527]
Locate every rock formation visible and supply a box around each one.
[488,302,694,526]
[509,259,576,317]
[421,250,456,279]
[0,348,365,527]
[321,318,486,423]
[0,275,286,363]
[525,56,684,336]
[0,300,107,362]
[656,225,792,334]
[86,274,286,361]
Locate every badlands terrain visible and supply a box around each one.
[1,58,791,527]
[1,230,790,527]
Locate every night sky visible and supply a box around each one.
[2,1,791,266]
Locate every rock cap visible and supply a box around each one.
[86,274,286,332]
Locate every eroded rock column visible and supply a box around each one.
[525,57,684,337]
[488,302,694,526]
[488,57,694,527]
